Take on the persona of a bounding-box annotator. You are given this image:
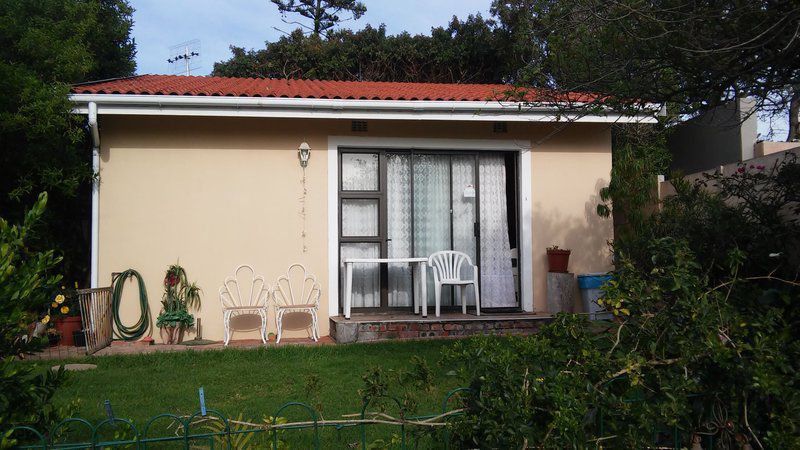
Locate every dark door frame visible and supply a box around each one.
[338,147,520,313]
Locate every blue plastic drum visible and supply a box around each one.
[577,273,612,320]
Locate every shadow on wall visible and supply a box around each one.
[535,179,613,271]
[533,179,614,312]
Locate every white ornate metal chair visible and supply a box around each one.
[219,265,270,346]
[428,251,481,317]
[272,264,321,343]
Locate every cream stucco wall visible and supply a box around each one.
[754,141,800,157]
[530,128,615,310]
[98,116,613,341]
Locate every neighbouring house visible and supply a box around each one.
[69,75,657,343]
[667,97,759,175]
[657,147,799,202]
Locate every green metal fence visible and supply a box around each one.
[8,387,721,449]
[8,388,471,450]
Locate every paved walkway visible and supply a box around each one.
[25,336,335,360]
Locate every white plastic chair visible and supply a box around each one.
[272,264,321,343]
[428,251,481,317]
[219,265,270,346]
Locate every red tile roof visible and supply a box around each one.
[71,75,594,103]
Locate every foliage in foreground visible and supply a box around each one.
[0,193,68,446]
[445,156,800,448]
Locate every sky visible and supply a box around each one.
[129,0,786,139]
[130,0,492,76]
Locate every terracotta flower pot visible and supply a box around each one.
[159,325,186,344]
[547,249,571,273]
[54,316,82,346]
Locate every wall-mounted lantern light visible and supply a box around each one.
[298,141,311,168]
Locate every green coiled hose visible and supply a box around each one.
[111,269,151,340]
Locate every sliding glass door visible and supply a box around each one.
[478,155,517,307]
[339,152,382,309]
[411,154,478,306]
[339,149,518,312]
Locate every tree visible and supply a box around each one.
[230,0,800,139]
[486,0,800,231]
[596,125,671,242]
[270,0,366,37]
[214,16,506,83]
[497,0,800,139]
[790,88,800,141]
[0,0,136,286]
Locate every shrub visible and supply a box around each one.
[444,315,609,448]
[0,192,68,445]
[446,155,800,448]
[623,153,800,282]
[0,192,64,357]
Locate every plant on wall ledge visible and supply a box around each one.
[156,263,201,344]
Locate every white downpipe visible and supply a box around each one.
[88,102,100,288]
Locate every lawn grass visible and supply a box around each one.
[22,340,464,448]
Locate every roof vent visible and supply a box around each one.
[493,122,508,133]
[351,120,368,132]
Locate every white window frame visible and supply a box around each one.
[327,136,534,317]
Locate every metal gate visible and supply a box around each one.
[76,287,113,354]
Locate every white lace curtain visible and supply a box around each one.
[387,153,413,306]
[478,155,516,308]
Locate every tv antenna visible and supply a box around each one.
[167,39,201,75]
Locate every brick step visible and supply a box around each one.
[330,314,553,343]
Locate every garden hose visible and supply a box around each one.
[111,269,151,340]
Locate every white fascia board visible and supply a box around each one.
[69,94,659,124]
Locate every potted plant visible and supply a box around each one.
[46,328,62,347]
[49,290,82,346]
[156,263,201,344]
[546,245,571,273]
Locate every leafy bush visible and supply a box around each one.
[155,309,195,328]
[623,153,800,282]
[446,155,800,448]
[444,315,609,448]
[0,192,63,357]
[0,192,68,445]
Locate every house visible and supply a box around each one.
[667,97,759,175]
[69,75,657,343]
